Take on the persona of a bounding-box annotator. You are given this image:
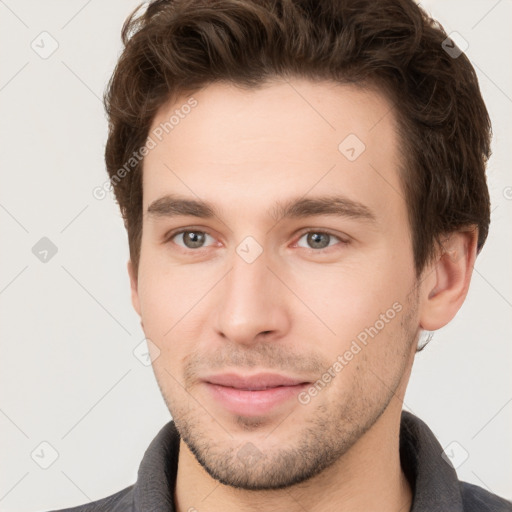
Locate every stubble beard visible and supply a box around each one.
[158,292,419,490]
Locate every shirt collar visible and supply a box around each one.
[132,411,464,511]
[400,411,463,511]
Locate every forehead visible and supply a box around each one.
[142,78,403,224]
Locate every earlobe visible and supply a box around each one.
[419,229,478,331]
[127,260,142,317]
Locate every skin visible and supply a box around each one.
[128,78,477,512]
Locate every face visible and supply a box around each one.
[130,78,420,490]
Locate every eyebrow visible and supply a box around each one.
[146,193,377,223]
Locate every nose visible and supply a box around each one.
[212,247,291,346]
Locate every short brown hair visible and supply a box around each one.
[104,0,491,279]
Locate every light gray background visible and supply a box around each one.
[0,1,510,510]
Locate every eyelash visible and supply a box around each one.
[164,228,350,254]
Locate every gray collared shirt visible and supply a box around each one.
[50,411,512,511]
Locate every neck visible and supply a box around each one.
[173,400,412,512]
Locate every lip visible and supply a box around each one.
[205,372,308,389]
[203,372,310,417]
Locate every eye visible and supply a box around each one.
[169,229,216,250]
[165,228,348,253]
[295,230,347,251]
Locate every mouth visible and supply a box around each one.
[202,372,311,417]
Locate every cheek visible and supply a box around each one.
[302,259,408,337]
[322,299,415,411]
[137,233,415,355]
[136,261,212,373]
[137,255,201,329]
[305,255,415,382]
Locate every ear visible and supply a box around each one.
[419,229,478,331]
[127,260,141,317]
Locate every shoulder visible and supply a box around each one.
[47,484,134,512]
[460,481,512,512]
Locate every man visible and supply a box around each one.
[52,0,511,510]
